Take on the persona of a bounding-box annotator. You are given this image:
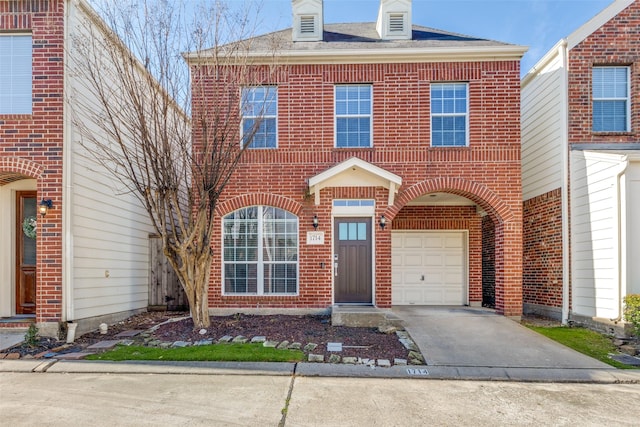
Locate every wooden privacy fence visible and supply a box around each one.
[149,234,187,310]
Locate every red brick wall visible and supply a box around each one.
[0,0,65,325]
[523,189,563,308]
[195,60,523,316]
[568,1,640,144]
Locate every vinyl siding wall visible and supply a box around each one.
[570,150,625,318]
[521,53,564,201]
[65,1,153,320]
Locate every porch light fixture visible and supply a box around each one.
[312,215,319,229]
[39,199,53,217]
[379,215,386,229]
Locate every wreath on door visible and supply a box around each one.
[22,216,37,239]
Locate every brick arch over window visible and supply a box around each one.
[0,157,44,185]
[384,177,513,224]
[216,193,303,217]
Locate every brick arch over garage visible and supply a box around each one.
[0,157,44,185]
[216,193,304,217]
[384,177,513,225]
[382,177,523,318]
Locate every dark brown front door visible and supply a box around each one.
[16,191,37,315]
[334,217,372,303]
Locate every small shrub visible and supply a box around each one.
[24,324,39,348]
[623,294,640,337]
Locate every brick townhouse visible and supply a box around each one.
[187,0,527,319]
[522,0,640,331]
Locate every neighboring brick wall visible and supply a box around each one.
[523,189,563,309]
[0,0,65,325]
[195,60,523,316]
[568,1,640,145]
[482,215,495,307]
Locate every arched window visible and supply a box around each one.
[223,206,298,295]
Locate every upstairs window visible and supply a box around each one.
[593,66,630,132]
[335,85,372,148]
[223,206,298,295]
[0,34,32,115]
[241,86,277,148]
[431,83,468,147]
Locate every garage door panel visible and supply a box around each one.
[392,231,467,305]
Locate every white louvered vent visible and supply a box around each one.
[389,13,405,33]
[300,15,315,34]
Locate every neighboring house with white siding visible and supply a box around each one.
[0,0,161,336]
[521,0,640,332]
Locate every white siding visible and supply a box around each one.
[521,53,564,201]
[65,1,154,321]
[570,151,626,319]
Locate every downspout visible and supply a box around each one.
[612,158,629,322]
[62,0,74,322]
[559,40,570,325]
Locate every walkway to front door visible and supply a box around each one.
[334,217,372,304]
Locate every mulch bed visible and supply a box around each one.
[2,311,410,361]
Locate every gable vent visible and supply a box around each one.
[300,15,315,34]
[389,13,405,33]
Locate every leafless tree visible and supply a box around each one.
[71,0,281,328]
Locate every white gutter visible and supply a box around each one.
[558,39,570,325]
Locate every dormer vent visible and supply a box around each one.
[376,0,412,40]
[292,0,323,42]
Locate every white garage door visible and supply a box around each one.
[392,231,467,305]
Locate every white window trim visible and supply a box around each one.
[222,206,299,296]
[592,66,631,132]
[430,82,469,147]
[241,86,278,149]
[334,84,373,148]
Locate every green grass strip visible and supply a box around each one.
[85,343,305,362]
[526,325,637,370]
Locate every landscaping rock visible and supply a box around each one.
[218,335,233,343]
[303,343,318,352]
[378,324,398,334]
[342,356,358,364]
[250,336,266,343]
[377,359,391,367]
[408,350,425,365]
[288,342,302,350]
[232,336,248,343]
[194,339,213,346]
[171,341,190,348]
[263,340,279,348]
[620,344,638,356]
[308,353,324,362]
[159,342,172,349]
[276,340,290,349]
[394,358,408,366]
[328,354,341,364]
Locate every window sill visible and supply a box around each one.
[592,131,635,136]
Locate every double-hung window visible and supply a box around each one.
[223,206,298,295]
[335,84,372,148]
[431,83,468,147]
[592,66,630,132]
[241,86,277,148]
[0,34,32,115]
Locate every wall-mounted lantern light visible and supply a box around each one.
[39,199,53,217]
[379,215,386,229]
[312,215,319,229]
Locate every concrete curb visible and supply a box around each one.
[3,358,638,383]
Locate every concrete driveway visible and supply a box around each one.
[393,306,611,369]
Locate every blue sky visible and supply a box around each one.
[254,0,614,74]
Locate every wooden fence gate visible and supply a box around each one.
[149,235,187,311]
